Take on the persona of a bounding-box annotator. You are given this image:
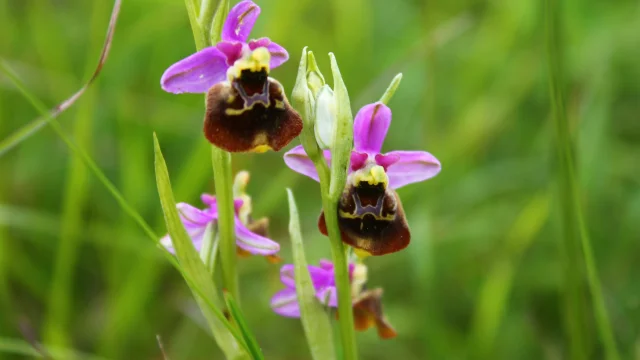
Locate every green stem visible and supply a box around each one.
[545,0,618,359]
[198,0,217,40]
[211,147,238,298]
[321,195,357,360]
[184,0,239,300]
[302,140,357,360]
[184,0,205,50]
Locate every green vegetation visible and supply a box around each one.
[0,0,638,358]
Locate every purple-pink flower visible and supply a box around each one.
[270,260,397,339]
[161,0,288,94]
[160,193,280,257]
[284,102,441,188]
[284,102,440,255]
[271,259,353,317]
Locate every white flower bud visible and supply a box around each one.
[313,85,337,149]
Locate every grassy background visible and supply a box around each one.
[1,0,639,358]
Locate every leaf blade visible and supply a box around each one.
[153,134,249,360]
[286,189,336,360]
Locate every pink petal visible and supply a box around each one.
[374,153,400,171]
[318,259,334,271]
[235,217,280,255]
[160,47,229,94]
[270,288,301,317]
[177,203,217,226]
[222,0,260,43]
[353,102,392,153]
[315,286,338,307]
[201,194,217,207]
[216,41,246,66]
[350,151,369,172]
[283,145,331,182]
[384,150,441,189]
[160,203,212,254]
[280,264,335,289]
[248,37,289,69]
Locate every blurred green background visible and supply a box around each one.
[1,0,639,358]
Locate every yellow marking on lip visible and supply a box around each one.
[353,248,372,259]
[227,47,271,81]
[250,133,271,153]
[251,144,272,153]
[225,98,270,115]
[338,209,395,221]
[353,165,388,187]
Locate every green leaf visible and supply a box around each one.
[378,73,403,105]
[153,134,250,360]
[327,53,353,201]
[286,189,337,360]
[209,0,230,44]
[224,291,264,360]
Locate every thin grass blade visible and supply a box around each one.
[223,291,264,360]
[0,0,121,157]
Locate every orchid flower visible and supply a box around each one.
[160,193,280,258]
[161,0,288,94]
[160,1,302,152]
[271,260,397,339]
[284,102,441,255]
[284,101,440,187]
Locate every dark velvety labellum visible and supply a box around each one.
[204,71,303,152]
[318,183,410,255]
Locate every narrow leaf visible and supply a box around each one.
[153,134,250,360]
[209,0,230,43]
[286,189,336,360]
[224,291,264,360]
[327,53,353,200]
[378,73,403,105]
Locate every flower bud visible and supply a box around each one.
[291,47,322,159]
[313,85,337,149]
[306,51,325,99]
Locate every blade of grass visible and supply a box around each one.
[286,189,336,360]
[1,43,249,360]
[0,0,121,157]
[0,337,109,360]
[44,0,107,347]
[546,0,619,359]
[223,291,264,360]
[471,194,549,357]
[154,134,250,360]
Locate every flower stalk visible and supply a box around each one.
[292,48,358,360]
[184,0,239,300]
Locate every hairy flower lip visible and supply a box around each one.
[318,168,411,256]
[160,0,289,94]
[204,74,303,152]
